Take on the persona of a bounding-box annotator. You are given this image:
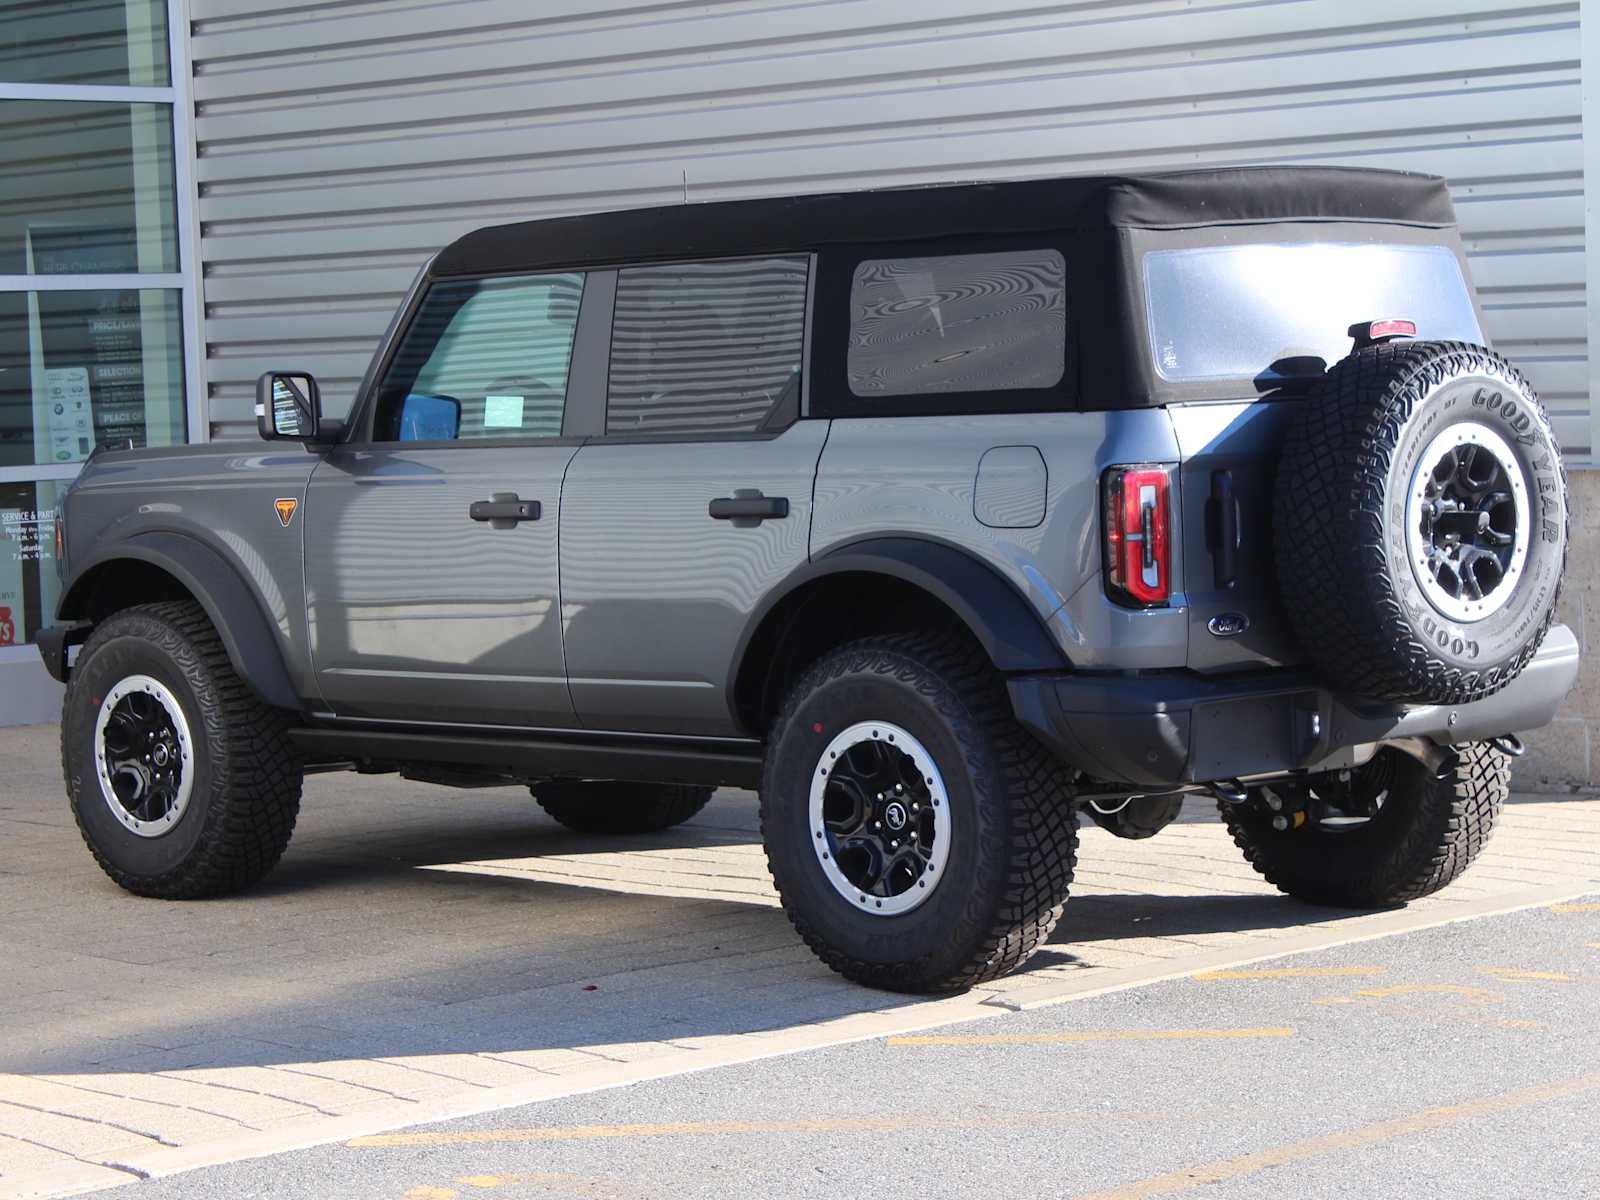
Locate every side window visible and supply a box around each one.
[373,273,584,442]
[607,256,808,436]
[847,249,1066,397]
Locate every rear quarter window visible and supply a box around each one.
[847,249,1066,397]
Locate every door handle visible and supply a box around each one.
[709,490,789,526]
[470,493,541,528]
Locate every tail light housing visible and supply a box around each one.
[1103,464,1172,607]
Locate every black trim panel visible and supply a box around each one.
[289,724,763,788]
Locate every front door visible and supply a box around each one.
[559,254,823,737]
[303,269,589,727]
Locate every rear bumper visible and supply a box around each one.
[1009,624,1579,789]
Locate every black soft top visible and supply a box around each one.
[430,166,1455,278]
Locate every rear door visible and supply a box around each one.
[303,270,590,726]
[559,255,824,737]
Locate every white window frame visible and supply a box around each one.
[0,0,203,664]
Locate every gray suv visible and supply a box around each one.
[39,167,1578,993]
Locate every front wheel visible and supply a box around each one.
[1221,743,1510,907]
[62,601,303,898]
[760,631,1079,993]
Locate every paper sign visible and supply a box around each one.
[44,367,93,462]
[483,395,525,429]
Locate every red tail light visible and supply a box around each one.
[1103,465,1171,607]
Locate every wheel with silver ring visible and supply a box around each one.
[62,601,303,898]
[760,631,1079,993]
[1276,340,1568,705]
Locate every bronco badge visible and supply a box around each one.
[274,497,298,527]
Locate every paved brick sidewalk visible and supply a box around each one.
[2,722,1597,1199]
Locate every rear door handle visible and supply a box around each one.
[709,490,789,526]
[470,493,541,527]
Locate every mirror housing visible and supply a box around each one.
[256,371,324,442]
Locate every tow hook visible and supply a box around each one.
[1488,734,1526,759]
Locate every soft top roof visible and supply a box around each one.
[430,166,1455,278]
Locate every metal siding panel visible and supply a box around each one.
[190,0,1588,460]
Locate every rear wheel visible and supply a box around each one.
[760,631,1078,993]
[531,781,714,834]
[1220,743,1509,907]
[62,601,303,898]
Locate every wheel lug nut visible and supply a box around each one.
[873,822,881,830]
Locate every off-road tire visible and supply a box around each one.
[1220,742,1510,907]
[531,781,714,834]
[1086,792,1185,840]
[62,601,303,898]
[760,631,1078,993]
[1275,340,1567,705]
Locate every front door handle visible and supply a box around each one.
[709,489,789,526]
[470,492,541,528]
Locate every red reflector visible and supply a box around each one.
[1348,319,1417,348]
[1103,465,1171,607]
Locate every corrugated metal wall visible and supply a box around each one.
[188,0,1587,457]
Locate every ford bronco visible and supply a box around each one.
[39,167,1577,992]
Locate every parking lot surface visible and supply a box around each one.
[3,722,1598,1198]
[127,900,1600,1200]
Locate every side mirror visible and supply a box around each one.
[397,392,462,442]
[256,371,322,442]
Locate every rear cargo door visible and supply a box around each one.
[1171,401,1303,672]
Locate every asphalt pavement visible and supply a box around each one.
[118,899,1600,1200]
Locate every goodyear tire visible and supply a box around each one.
[62,601,303,898]
[1221,743,1509,906]
[760,631,1078,993]
[532,781,713,834]
[1275,340,1567,705]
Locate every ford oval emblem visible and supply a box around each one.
[1208,612,1250,638]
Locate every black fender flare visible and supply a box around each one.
[728,536,1071,724]
[58,531,301,711]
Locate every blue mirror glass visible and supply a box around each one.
[397,393,461,442]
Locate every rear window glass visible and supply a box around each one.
[1143,243,1481,384]
[847,249,1066,397]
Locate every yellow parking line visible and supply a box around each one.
[1072,1070,1600,1200]
[354,1111,1140,1149]
[1550,902,1600,913]
[887,1027,1294,1046]
[1193,966,1382,981]
[1478,967,1575,983]
[1314,984,1501,1005]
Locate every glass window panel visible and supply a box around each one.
[0,289,186,469]
[0,0,170,86]
[1142,242,1482,384]
[0,100,177,275]
[608,256,808,436]
[0,478,69,647]
[374,274,584,442]
[847,250,1066,397]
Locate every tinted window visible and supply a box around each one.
[607,256,808,436]
[847,249,1066,397]
[1143,242,1481,384]
[374,273,583,442]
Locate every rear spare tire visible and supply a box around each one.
[1275,340,1567,705]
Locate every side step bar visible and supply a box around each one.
[288,725,764,789]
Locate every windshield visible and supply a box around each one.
[1143,242,1481,384]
